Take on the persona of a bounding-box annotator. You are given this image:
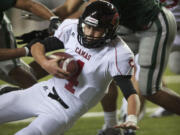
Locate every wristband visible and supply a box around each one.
[24,47,29,56]
[126,115,137,125]
[50,16,59,20]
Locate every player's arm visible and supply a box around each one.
[0,35,64,61]
[30,36,64,59]
[14,0,54,20]
[31,37,69,79]
[15,0,61,34]
[25,37,64,55]
[67,0,111,18]
[53,0,84,20]
[66,0,97,19]
[16,0,85,44]
[0,48,26,61]
[113,75,140,130]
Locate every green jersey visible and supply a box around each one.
[111,0,162,31]
[0,0,17,21]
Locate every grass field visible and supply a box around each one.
[0,57,180,135]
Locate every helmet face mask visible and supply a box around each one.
[78,0,119,49]
[78,22,107,48]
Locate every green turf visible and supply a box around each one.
[67,115,180,135]
[0,58,180,135]
[1,115,180,135]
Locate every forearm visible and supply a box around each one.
[0,48,26,61]
[53,6,75,20]
[66,0,110,19]
[53,0,84,20]
[67,1,91,19]
[127,94,140,115]
[31,42,48,68]
[31,41,69,78]
[113,75,140,117]
[15,0,54,20]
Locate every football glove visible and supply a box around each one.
[48,16,61,35]
[16,29,49,45]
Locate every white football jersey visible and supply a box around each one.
[47,19,134,109]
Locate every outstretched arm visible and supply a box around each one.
[53,0,84,20]
[15,0,61,34]
[14,0,55,20]
[67,0,96,19]
[113,75,140,130]
[0,48,26,61]
[53,0,98,20]
[15,0,92,46]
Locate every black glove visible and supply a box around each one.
[48,16,61,35]
[16,29,49,45]
[24,38,42,56]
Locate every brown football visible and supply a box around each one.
[48,52,79,76]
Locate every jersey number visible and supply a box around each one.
[64,60,84,94]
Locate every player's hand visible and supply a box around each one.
[23,38,42,56]
[16,29,49,45]
[114,115,139,130]
[42,57,71,79]
[48,16,61,35]
[114,121,139,130]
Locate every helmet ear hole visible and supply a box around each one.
[77,0,119,49]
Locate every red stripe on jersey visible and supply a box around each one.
[115,47,122,75]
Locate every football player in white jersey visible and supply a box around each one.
[6,0,179,134]
[0,1,140,135]
[0,0,84,91]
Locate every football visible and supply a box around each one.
[48,52,79,76]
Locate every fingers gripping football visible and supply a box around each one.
[48,52,79,77]
[59,58,79,75]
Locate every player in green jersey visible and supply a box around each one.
[0,0,60,88]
